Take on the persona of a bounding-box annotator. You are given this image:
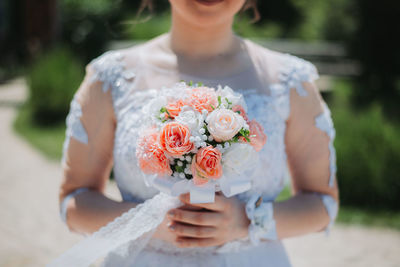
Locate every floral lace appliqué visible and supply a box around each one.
[61,96,88,164]
[279,54,319,97]
[319,193,339,234]
[315,102,337,187]
[89,51,136,113]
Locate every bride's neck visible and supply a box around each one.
[168,11,237,59]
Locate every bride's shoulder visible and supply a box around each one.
[87,45,141,75]
[244,39,319,87]
[87,34,168,79]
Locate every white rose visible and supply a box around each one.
[175,107,204,134]
[216,85,247,110]
[146,95,167,122]
[206,108,245,142]
[222,143,258,175]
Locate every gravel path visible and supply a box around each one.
[0,78,399,267]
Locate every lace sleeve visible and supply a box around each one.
[283,56,339,233]
[59,57,117,228]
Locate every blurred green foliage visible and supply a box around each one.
[27,47,84,125]
[123,12,171,40]
[60,0,123,62]
[330,79,400,211]
[63,0,117,15]
[14,104,66,160]
[349,0,400,121]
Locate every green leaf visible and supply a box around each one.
[175,165,184,173]
[217,96,222,107]
[209,104,215,110]
[189,81,193,86]
[239,128,250,137]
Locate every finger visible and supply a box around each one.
[175,237,221,248]
[168,222,216,238]
[168,209,222,226]
[178,203,203,211]
[179,193,226,211]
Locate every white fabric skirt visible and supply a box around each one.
[103,240,292,267]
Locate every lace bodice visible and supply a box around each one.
[59,34,338,257]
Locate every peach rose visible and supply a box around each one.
[187,87,218,113]
[136,131,172,176]
[206,108,245,142]
[159,122,194,157]
[165,99,186,119]
[191,146,222,185]
[232,105,249,122]
[238,120,267,152]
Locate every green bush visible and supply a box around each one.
[123,12,171,40]
[331,80,400,211]
[27,47,84,125]
[60,0,123,62]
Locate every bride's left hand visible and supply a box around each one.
[167,192,250,248]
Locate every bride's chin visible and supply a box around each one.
[188,1,230,23]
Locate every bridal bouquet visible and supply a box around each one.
[136,82,267,203]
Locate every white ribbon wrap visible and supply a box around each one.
[147,174,252,204]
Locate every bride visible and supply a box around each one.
[58,0,339,266]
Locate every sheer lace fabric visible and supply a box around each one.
[59,33,338,265]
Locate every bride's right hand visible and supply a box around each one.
[153,204,202,244]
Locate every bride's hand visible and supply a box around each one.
[153,203,203,244]
[166,192,250,248]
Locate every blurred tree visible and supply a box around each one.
[0,0,59,82]
[255,0,301,38]
[349,0,400,120]
[0,0,24,81]
[322,0,356,41]
[24,0,59,56]
[60,0,123,63]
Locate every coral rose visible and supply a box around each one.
[232,105,249,122]
[191,146,222,185]
[136,131,172,176]
[238,120,267,152]
[206,108,245,142]
[159,122,194,157]
[165,99,186,119]
[187,87,218,113]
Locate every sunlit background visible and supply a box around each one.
[0,0,399,266]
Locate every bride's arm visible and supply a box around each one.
[59,64,137,235]
[275,80,339,238]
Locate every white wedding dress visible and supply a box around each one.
[59,33,338,267]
